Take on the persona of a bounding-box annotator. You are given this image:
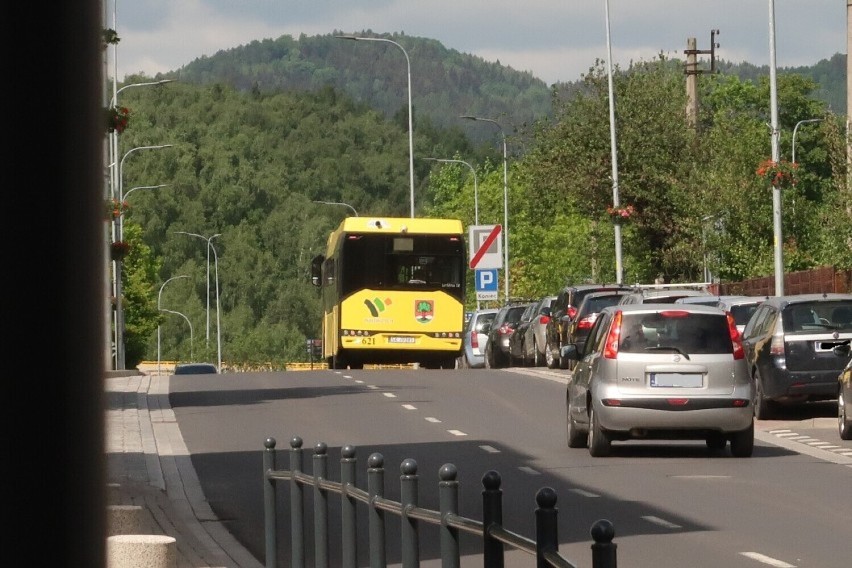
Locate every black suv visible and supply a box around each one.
[484,302,533,369]
[545,284,633,369]
[741,293,852,419]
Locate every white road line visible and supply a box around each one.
[367,385,379,389]
[447,430,468,436]
[739,552,797,567]
[382,392,397,398]
[343,374,353,379]
[479,445,500,453]
[641,516,681,529]
[569,488,600,498]
[425,417,442,423]
[402,404,417,410]
[518,466,540,475]
[354,380,364,384]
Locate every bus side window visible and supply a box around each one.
[311,255,324,287]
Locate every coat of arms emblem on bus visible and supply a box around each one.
[415,300,434,323]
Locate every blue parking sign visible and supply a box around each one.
[475,269,498,301]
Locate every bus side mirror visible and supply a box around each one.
[311,255,324,287]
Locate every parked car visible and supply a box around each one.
[741,293,852,420]
[835,342,852,440]
[714,295,767,335]
[618,283,714,305]
[562,290,632,370]
[562,303,754,457]
[458,308,498,369]
[174,362,219,375]
[484,302,533,369]
[545,284,633,370]
[521,295,557,367]
[508,301,540,366]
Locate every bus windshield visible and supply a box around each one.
[341,233,464,300]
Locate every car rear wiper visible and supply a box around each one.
[644,345,690,360]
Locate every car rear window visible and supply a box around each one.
[505,306,528,322]
[583,295,625,314]
[729,303,761,327]
[619,312,733,354]
[473,313,496,332]
[782,301,852,333]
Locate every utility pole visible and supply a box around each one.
[684,30,720,127]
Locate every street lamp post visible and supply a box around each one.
[767,0,784,296]
[175,232,222,370]
[423,158,479,224]
[460,116,509,302]
[701,213,724,283]
[157,275,189,375]
[113,144,173,369]
[604,0,624,284]
[336,35,415,217]
[792,118,823,163]
[160,308,193,362]
[312,200,359,216]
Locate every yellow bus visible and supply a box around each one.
[311,217,467,369]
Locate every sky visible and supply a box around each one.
[111,1,847,87]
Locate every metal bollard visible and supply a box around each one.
[590,519,617,568]
[314,442,329,568]
[290,437,305,568]
[481,470,504,568]
[400,458,420,568]
[341,445,358,568]
[438,463,460,568]
[535,487,558,568]
[368,453,387,568]
[263,437,277,568]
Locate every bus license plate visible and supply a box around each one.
[389,336,416,344]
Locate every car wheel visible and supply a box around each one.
[588,406,611,457]
[705,433,727,451]
[753,370,776,420]
[558,348,570,370]
[566,396,586,448]
[729,422,754,457]
[840,389,852,440]
[545,341,558,369]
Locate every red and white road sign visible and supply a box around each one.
[468,224,502,269]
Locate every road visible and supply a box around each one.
[169,367,852,568]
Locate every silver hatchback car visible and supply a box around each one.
[562,303,753,457]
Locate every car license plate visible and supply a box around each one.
[650,373,703,388]
[389,336,415,344]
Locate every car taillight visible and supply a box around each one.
[603,311,623,359]
[577,314,597,330]
[567,306,577,320]
[470,331,479,349]
[539,315,551,325]
[726,312,745,360]
[769,333,785,356]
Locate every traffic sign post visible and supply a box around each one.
[468,225,502,269]
[475,269,499,301]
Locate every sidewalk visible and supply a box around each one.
[105,373,264,568]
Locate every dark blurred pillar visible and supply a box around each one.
[2,2,107,566]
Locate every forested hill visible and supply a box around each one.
[155,31,846,134]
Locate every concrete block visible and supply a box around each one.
[106,534,177,568]
[107,505,145,535]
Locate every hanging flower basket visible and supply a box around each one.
[103,28,121,48]
[111,241,131,261]
[106,106,130,133]
[606,204,635,224]
[755,159,798,190]
[106,198,130,221]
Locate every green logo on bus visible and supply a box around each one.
[415,300,434,323]
[365,297,391,317]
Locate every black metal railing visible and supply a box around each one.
[263,436,617,568]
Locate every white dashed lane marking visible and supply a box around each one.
[402,404,417,410]
[739,552,797,567]
[425,417,442,423]
[382,392,397,398]
[642,515,682,529]
[479,445,500,453]
[447,430,467,436]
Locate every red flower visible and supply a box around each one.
[107,106,131,133]
[606,204,635,222]
[756,159,798,189]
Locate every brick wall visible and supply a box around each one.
[718,266,852,296]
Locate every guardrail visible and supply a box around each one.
[263,436,617,568]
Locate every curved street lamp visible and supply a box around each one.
[312,200,359,216]
[113,144,173,370]
[160,308,193,363]
[460,115,509,302]
[791,118,823,163]
[603,0,624,284]
[175,232,222,371]
[157,275,189,375]
[423,158,479,225]
[336,35,415,217]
